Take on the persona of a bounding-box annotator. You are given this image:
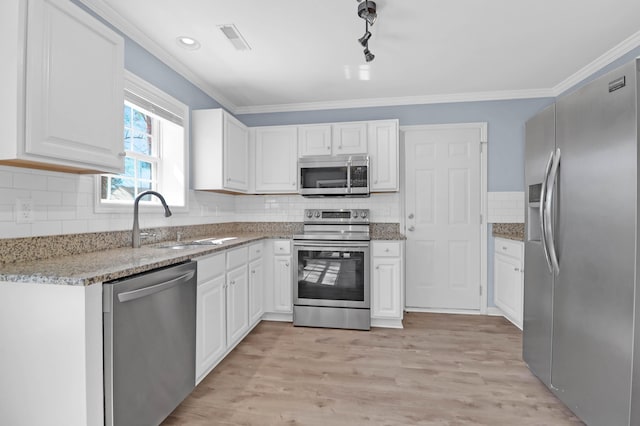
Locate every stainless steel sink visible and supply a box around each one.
[154,237,237,250]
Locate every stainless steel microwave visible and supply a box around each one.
[298,155,369,197]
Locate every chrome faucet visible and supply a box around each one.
[132,190,172,248]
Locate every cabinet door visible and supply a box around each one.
[369,120,399,191]
[223,113,249,192]
[226,265,249,346]
[298,125,332,156]
[249,258,264,325]
[332,122,367,154]
[196,274,226,381]
[255,126,298,192]
[25,0,124,172]
[372,257,402,319]
[494,253,523,327]
[273,255,292,313]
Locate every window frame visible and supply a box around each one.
[95,70,189,213]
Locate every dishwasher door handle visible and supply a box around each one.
[117,270,195,303]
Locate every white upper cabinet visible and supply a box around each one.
[254,126,298,193]
[368,120,399,192]
[0,0,124,174]
[299,122,368,157]
[332,122,368,155]
[298,125,332,156]
[192,109,249,193]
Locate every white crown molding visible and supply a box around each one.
[233,88,555,115]
[76,0,239,113]
[552,29,640,96]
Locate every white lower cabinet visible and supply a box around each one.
[195,253,226,382]
[226,264,249,347]
[273,241,293,314]
[494,237,524,329]
[195,243,264,384]
[249,257,264,326]
[371,241,404,328]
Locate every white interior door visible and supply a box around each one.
[404,125,482,310]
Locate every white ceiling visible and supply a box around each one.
[81,0,640,114]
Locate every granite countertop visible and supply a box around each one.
[492,223,525,242]
[0,233,273,287]
[0,223,404,287]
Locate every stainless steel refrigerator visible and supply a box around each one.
[524,58,640,426]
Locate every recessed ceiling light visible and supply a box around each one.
[176,36,201,50]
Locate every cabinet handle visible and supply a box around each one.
[408,226,415,232]
[338,145,342,149]
[285,262,289,267]
[118,151,126,157]
[230,280,236,285]
[256,250,261,253]
[251,270,255,274]
[292,182,296,186]
[502,246,508,250]
[385,248,390,252]
[376,266,380,270]
[514,267,519,272]
[408,213,414,219]
[326,146,330,150]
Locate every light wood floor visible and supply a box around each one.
[164,313,583,425]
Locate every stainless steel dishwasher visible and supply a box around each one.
[103,261,197,426]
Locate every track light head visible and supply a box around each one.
[364,47,375,62]
[358,1,377,26]
[358,31,372,47]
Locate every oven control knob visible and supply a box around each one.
[306,210,313,218]
[352,211,358,218]
[314,211,321,218]
[360,211,367,218]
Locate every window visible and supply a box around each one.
[98,71,188,210]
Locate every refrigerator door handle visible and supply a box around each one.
[540,150,555,273]
[544,148,561,275]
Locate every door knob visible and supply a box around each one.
[408,226,415,231]
[408,213,414,219]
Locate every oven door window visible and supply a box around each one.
[300,167,348,189]
[297,248,365,301]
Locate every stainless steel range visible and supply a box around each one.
[293,209,370,330]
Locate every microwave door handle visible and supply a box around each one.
[347,162,352,193]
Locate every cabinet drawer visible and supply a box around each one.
[372,242,401,257]
[495,238,523,260]
[273,240,291,255]
[226,246,248,270]
[196,253,225,283]
[249,242,263,260]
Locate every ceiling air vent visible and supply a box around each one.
[217,24,251,51]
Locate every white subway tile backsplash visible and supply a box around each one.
[487,192,524,223]
[13,172,48,190]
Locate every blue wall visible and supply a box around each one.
[239,98,554,192]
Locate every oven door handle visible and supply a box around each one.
[293,241,370,249]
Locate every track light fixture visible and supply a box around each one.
[357,0,377,26]
[363,47,375,63]
[356,1,377,62]
[358,22,372,47]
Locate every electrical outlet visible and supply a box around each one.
[16,198,34,224]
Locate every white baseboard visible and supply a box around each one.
[371,318,404,329]
[261,312,293,322]
[486,307,504,316]
[405,307,482,315]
